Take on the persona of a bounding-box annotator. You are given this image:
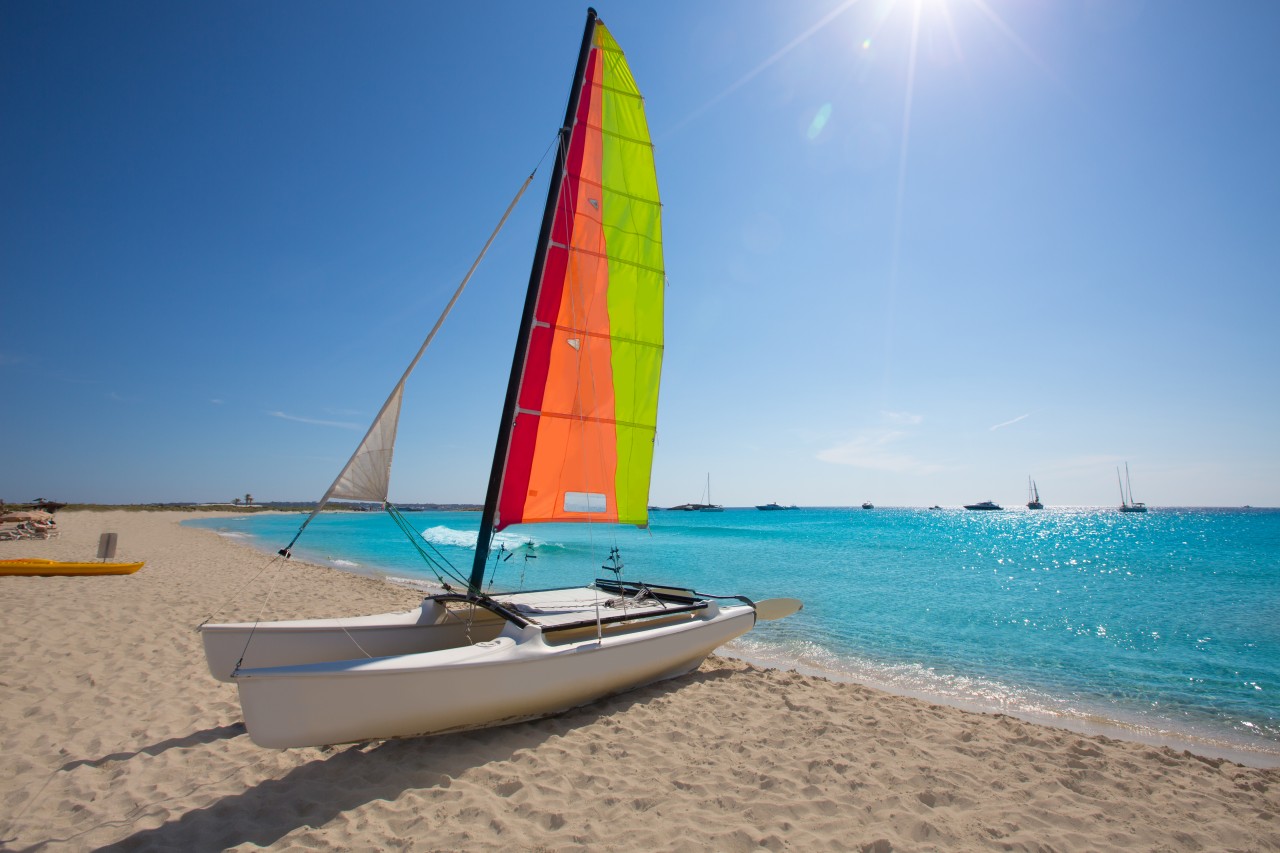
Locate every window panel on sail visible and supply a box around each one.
[563,492,608,513]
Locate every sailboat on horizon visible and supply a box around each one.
[1026,477,1043,509]
[199,10,799,749]
[668,473,723,511]
[1118,462,1148,513]
[699,473,724,512]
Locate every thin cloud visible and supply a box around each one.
[1040,454,1127,474]
[817,429,942,474]
[881,410,923,426]
[268,411,362,430]
[990,413,1031,431]
[210,399,225,405]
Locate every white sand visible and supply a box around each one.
[1,510,1277,851]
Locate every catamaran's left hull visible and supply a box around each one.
[231,602,755,748]
[199,601,505,682]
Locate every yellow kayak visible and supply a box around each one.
[0,558,144,576]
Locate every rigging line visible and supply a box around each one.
[279,168,540,555]
[533,128,561,174]
[230,551,294,675]
[336,626,374,659]
[197,550,286,630]
[386,505,470,589]
[387,507,453,585]
[389,502,459,572]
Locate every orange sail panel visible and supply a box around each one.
[496,23,663,531]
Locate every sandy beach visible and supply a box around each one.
[1,511,1277,851]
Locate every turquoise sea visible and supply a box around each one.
[187,506,1280,764]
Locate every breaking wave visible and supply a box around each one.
[420,525,545,551]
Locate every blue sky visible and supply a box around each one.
[3,0,1277,508]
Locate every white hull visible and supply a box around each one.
[225,599,754,748]
[200,600,504,682]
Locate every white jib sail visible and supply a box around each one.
[284,172,535,546]
[328,384,404,503]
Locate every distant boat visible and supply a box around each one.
[755,502,796,511]
[928,505,942,510]
[963,501,1002,511]
[861,502,874,510]
[698,473,723,512]
[1026,477,1043,510]
[1118,463,1147,513]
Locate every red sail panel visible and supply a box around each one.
[496,47,601,531]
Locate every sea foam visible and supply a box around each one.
[420,525,541,550]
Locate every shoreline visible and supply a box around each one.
[3,510,1277,851]
[193,512,1280,769]
[738,650,1280,770]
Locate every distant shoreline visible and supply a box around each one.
[7,502,1275,513]
[4,502,485,513]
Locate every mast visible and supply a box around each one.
[1125,462,1135,504]
[1117,467,1127,507]
[469,8,600,595]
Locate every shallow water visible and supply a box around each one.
[187,506,1280,760]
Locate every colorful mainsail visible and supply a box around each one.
[492,20,664,532]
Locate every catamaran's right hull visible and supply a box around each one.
[232,601,754,748]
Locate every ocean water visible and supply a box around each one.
[186,506,1280,762]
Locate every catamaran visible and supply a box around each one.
[199,9,799,749]
[698,473,724,512]
[1026,477,1043,509]
[1118,463,1147,513]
